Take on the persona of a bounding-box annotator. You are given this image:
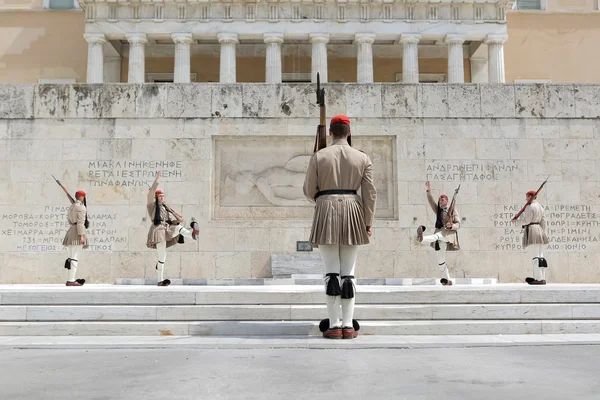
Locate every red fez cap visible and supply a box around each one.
[155,190,164,196]
[330,115,350,126]
[526,190,536,196]
[440,194,448,200]
[75,190,86,197]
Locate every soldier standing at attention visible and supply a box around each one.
[303,114,377,339]
[62,190,89,287]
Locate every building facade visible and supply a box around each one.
[0,0,599,84]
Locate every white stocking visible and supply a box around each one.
[319,244,342,328]
[436,244,450,281]
[340,245,358,328]
[156,241,167,281]
[174,224,193,239]
[66,245,83,282]
[530,244,544,281]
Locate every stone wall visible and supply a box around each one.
[0,83,599,283]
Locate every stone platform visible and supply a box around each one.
[114,277,498,286]
[1,284,599,337]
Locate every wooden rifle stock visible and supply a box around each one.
[163,203,183,222]
[511,175,550,222]
[313,72,327,153]
[447,184,461,222]
[52,174,75,204]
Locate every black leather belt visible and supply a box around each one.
[523,222,540,229]
[315,189,357,199]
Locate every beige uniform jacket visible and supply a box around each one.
[146,182,180,249]
[303,138,377,245]
[62,201,88,248]
[426,191,460,251]
[521,200,549,248]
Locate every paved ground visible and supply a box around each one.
[1,343,599,400]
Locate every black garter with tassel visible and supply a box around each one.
[341,275,355,299]
[325,273,341,296]
[64,258,72,270]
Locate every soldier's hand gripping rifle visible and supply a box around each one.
[313,73,327,153]
[511,175,550,222]
[52,174,75,204]
[447,184,461,225]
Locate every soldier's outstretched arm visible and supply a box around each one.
[148,170,161,204]
[425,181,437,213]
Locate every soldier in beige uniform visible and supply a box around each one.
[303,114,377,340]
[147,171,199,286]
[62,190,89,286]
[519,190,550,285]
[416,181,460,286]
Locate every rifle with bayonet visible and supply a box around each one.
[511,175,550,222]
[52,174,75,204]
[313,72,327,153]
[447,184,461,224]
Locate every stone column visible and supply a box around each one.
[400,34,420,83]
[172,32,193,83]
[126,33,148,83]
[103,57,122,83]
[310,33,330,83]
[84,33,106,83]
[446,34,465,83]
[485,34,508,84]
[218,33,239,83]
[355,33,376,83]
[470,57,489,83]
[264,33,284,83]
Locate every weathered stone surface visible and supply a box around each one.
[448,84,481,118]
[212,84,243,117]
[242,85,279,118]
[346,84,382,117]
[99,85,139,118]
[0,85,34,119]
[481,85,515,118]
[167,84,212,118]
[34,85,70,118]
[574,85,600,118]
[515,84,546,118]
[419,85,448,118]
[136,84,168,118]
[546,84,575,118]
[381,84,419,118]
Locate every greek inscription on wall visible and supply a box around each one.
[86,160,183,187]
[426,161,521,182]
[494,204,600,251]
[0,206,127,252]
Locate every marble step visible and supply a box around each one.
[114,277,498,286]
[2,285,600,305]
[271,252,322,278]
[2,304,600,322]
[1,320,599,336]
